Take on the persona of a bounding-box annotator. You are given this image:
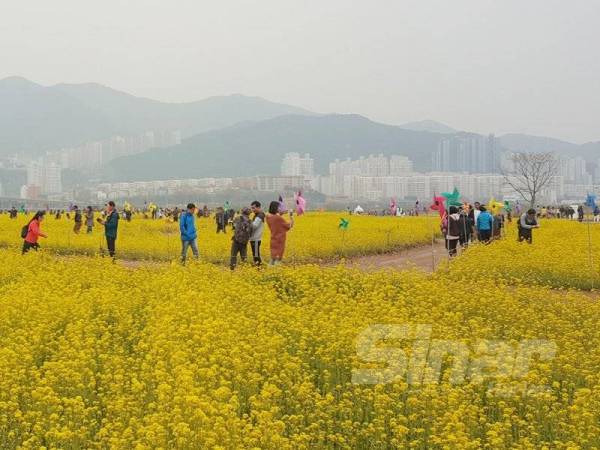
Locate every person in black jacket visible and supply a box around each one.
[458,206,474,248]
[97,201,119,258]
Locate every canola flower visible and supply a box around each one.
[1,246,600,448]
[0,212,438,263]
[445,219,600,290]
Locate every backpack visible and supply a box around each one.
[20,224,29,239]
[233,216,252,244]
[448,215,461,237]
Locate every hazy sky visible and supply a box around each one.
[2,0,599,143]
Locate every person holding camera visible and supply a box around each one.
[266,200,294,266]
[97,201,119,258]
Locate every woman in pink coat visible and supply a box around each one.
[266,200,294,265]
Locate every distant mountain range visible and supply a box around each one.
[1,76,598,182]
[399,120,457,134]
[106,114,447,181]
[0,76,313,155]
[499,133,600,163]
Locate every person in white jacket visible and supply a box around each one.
[249,201,265,265]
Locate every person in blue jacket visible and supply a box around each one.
[180,203,199,264]
[476,205,494,243]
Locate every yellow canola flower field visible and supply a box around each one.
[0,212,438,263]
[1,248,600,449]
[446,219,600,290]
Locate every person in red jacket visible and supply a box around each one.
[22,211,47,254]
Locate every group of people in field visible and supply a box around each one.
[179,200,294,268]
[18,201,120,257]
[11,196,598,263]
[14,199,296,268]
[441,202,541,257]
[540,204,600,222]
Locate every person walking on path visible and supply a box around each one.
[266,201,294,265]
[476,206,493,243]
[230,207,253,270]
[249,201,266,265]
[73,206,83,234]
[85,206,94,233]
[458,206,474,248]
[442,206,461,257]
[22,211,47,254]
[180,203,199,264]
[518,208,540,244]
[97,201,119,258]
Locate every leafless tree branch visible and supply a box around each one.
[502,152,558,207]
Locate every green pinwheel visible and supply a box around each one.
[442,188,462,207]
[338,218,350,230]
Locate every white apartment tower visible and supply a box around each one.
[26,159,62,195]
[281,153,314,180]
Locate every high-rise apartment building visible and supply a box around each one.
[281,153,314,180]
[432,133,499,173]
[26,159,62,196]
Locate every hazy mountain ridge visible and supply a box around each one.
[106,113,446,181]
[399,120,457,134]
[0,76,315,155]
[0,77,116,153]
[499,133,599,162]
[1,76,597,181]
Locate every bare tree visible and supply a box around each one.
[503,152,558,208]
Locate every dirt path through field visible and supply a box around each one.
[112,241,450,272]
[338,240,449,272]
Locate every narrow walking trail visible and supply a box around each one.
[339,240,448,272]
[112,240,451,272]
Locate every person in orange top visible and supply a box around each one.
[22,211,47,254]
[266,200,294,265]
